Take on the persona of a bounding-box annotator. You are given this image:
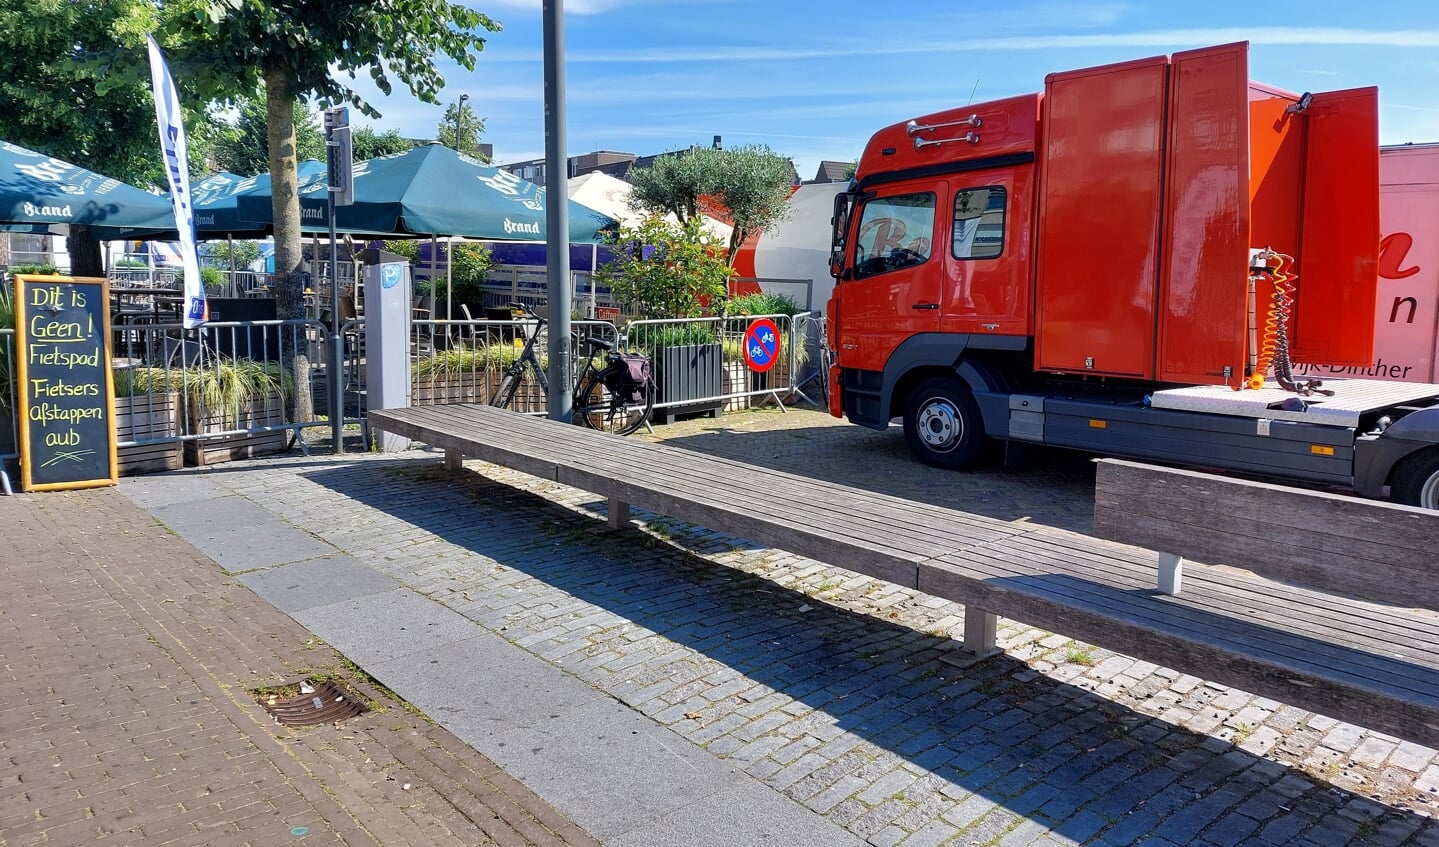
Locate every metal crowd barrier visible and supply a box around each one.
[0,307,826,490]
[109,318,339,468]
[405,316,622,411]
[0,328,16,493]
[622,313,818,417]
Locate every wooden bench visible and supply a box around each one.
[368,405,1439,748]
[1093,457,1439,744]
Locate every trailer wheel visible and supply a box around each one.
[903,377,989,470]
[1392,447,1439,510]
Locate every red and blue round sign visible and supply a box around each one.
[744,318,781,373]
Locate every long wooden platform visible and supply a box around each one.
[368,404,1439,748]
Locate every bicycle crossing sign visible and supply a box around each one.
[744,318,781,373]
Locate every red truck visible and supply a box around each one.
[826,42,1439,509]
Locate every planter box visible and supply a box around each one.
[722,360,750,412]
[115,392,183,475]
[185,394,288,467]
[412,370,547,412]
[413,373,489,406]
[651,342,723,424]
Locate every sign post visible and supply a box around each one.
[14,275,117,491]
[324,106,353,452]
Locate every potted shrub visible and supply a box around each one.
[181,357,292,466]
[110,367,185,474]
[411,343,546,412]
[597,216,731,423]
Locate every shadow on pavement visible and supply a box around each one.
[300,456,1433,845]
[644,412,1098,534]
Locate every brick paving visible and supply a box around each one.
[157,405,1439,846]
[8,403,1439,846]
[0,487,598,847]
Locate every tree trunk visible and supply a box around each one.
[0,232,11,269]
[67,225,104,277]
[264,67,313,426]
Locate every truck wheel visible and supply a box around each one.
[903,377,989,470]
[1392,447,1439,510]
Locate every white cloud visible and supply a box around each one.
[471,0,735,15]
[543,27,1439,64]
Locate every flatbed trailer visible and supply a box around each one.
[1001,380,1439,498]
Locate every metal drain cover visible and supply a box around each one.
[257,678,367,727]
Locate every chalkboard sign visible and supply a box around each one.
[14,274,117,491]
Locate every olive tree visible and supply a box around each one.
[149,0,500,422]
[628,144,795,266]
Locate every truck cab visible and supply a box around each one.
[827,42,1439,509]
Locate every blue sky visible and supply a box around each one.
[344,1,1439,179]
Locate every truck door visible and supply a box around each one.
[1290,87,1381,367]
[832,185,944,374]
[940,164,1034,337]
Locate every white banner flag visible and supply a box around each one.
[146,35,206,329]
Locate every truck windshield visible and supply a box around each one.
[853,192,936,278]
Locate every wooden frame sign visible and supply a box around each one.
[13,274,118,491]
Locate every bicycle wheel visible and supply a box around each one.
[575,373,652,435]
[490,370,520,408]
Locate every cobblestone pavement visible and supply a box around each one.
[168,406,1439,846]
[0,486,598,846]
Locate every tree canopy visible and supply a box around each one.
[212,95,325,176]
[352,126,416,162]
[628,144,795,266]
[0,0,215,273]
[142,0,501,422]
[436,98,488,161]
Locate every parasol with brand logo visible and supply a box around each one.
[234,142,615,242]
[0,140,175,234]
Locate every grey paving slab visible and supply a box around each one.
[188,522,335,573]
[366,632,603,741]
[149,493,275,530]
[237,554,399,613]
[119,471,229,509]
[294,588,483,665]
[469,697,756,843]
[144,492,335,572]
[602,776,868,847]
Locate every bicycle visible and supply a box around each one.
[793,313,832,408]
[489,303,655,435]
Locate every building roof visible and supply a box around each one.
[811,160,853,184]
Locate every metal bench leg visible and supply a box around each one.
[1158,552,1184,595]
[608,497,631,530]
[445,448,464,470]
[963,607,997,655]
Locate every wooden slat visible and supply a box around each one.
[1093,458,1439,609]
[918,552,1439,749]
[367,405,1439,749]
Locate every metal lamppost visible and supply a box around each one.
[453,93,469,153]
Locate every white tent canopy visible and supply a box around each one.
[567,171,732,242]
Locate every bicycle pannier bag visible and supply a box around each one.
[612,353,651,404]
